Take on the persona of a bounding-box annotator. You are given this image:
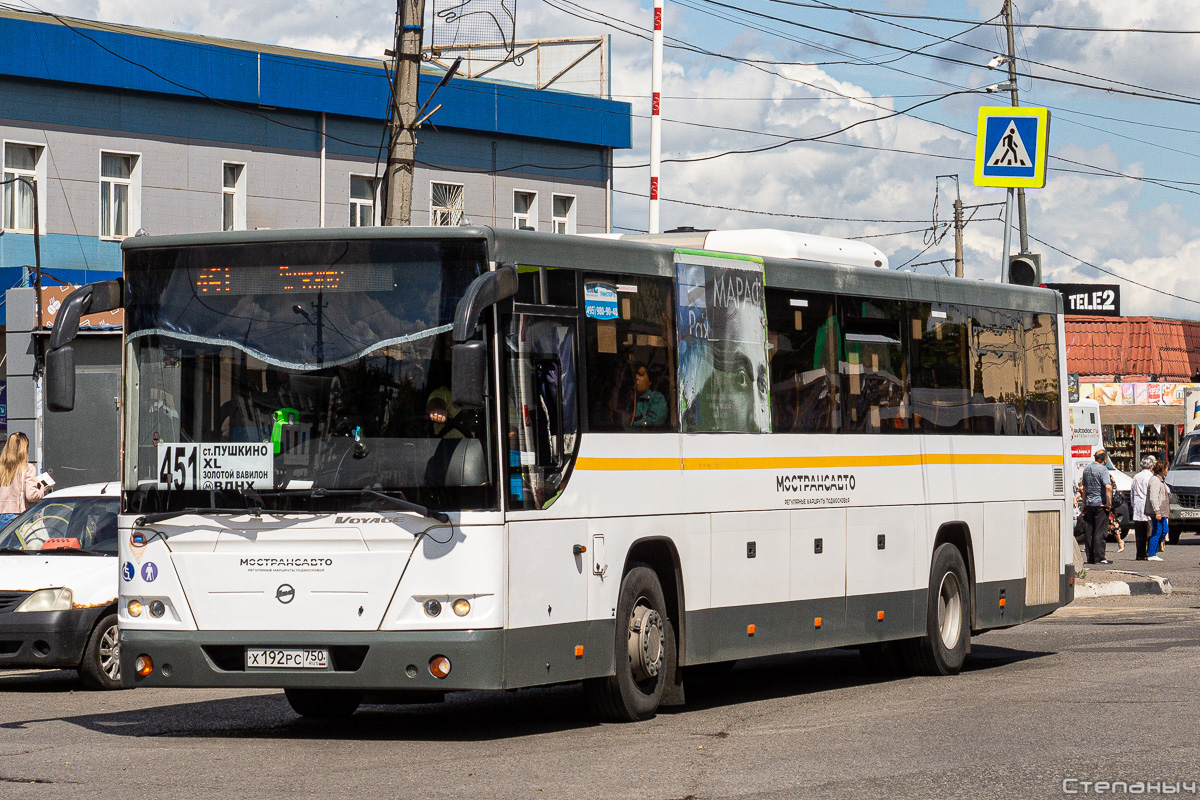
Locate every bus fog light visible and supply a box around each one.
[452,598,471,617]
[148,600,166,618]
[429,655,452,679]
[127,599,143,617]
[423,599,442,617]
[135,655,154,677]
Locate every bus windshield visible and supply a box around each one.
[122,238,495,515]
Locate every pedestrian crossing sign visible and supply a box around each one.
[974,106,1050,188]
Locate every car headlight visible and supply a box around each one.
[15,588,74,612]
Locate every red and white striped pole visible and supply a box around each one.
[649,0,663,234]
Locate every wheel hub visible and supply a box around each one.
[937,572,963,650]
[626,602,665,683]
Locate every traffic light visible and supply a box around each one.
[1007,252,1041,286]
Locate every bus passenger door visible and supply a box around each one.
[503,308,591,685]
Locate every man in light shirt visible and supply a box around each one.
[1130,455,1155,561]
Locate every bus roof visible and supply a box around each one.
[121,226,1062,315]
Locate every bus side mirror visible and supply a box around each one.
[452,340,488,409]
[45,279,123,413]
[46,345,76,412]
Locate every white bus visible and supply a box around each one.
[46,226,1072,721]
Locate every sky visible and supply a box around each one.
[20,0,1200,318]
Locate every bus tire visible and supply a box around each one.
[584,564,675,722]
[284,689,362,719]
[78,613,123,691]
[903,544,971,676]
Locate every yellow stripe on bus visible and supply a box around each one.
[574,453,1064,471]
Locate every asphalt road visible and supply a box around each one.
[2,542,1199,800]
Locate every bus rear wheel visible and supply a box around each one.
[903,544,971,676]
[584,564,676,722]
[284,688,362,719]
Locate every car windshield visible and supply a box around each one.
[0,495,119,554]
[122,237,496,515]
[1173,435,1200,468]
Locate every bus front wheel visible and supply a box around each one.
[284,688,362,719]
[903,544,971,676]
[584,564,676,722]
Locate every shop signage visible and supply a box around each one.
[1044,283,1120,317]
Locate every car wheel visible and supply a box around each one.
[78,613,123,691]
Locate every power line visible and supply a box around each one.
[1029,235,1200,307]
[768,2,1200,35]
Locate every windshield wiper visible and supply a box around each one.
[0,547,34,555]
[38,549,111,557]
[135,506,265,526]
[311,488,450,523]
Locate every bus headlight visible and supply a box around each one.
[14,588,73,612]
[127,599,144,617]
[423,599,442,617]
[452,598,471,617]
[148,600,166,618]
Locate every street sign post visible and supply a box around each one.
[974,106,1050,188]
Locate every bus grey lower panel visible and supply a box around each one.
[120,629,507,691]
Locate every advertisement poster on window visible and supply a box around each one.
[675,251,771,433]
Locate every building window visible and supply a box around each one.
[100,152,137,239]
[3,143,42,233]
[349,175,379,227]
[430,181,464,226]
[552,194,576,234]
[513,190,537,230]
[222,163,245,231]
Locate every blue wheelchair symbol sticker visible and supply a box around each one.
[121,562,135,582]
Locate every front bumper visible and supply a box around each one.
[1169,503,1200,528]
[120,629,507,691]
[0,606,109,669]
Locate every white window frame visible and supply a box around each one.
[513,189,538,231]
[98,150,141,240]
[349,173,381,227]
[222,162,246,232]
[2,140,47,234]
[430,181,465,227]
[551,193,577,235]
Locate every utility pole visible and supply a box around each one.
[383,0,426,226]
[953,192,964,279]
[1003,0,1029,254]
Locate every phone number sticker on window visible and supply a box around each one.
[156,443,274,491]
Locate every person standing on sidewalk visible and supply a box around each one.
[1130,455,1156,561]
[1146,459,1170,561]
[1081,450,1113,565]
[0,432,44,527]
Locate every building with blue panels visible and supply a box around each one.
[0,9,630,483]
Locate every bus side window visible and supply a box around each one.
[765,289,840,433]
[583,275,677,432]
[910,302,970,434]
[506,314,579,510]
[1022,312,1061,435]
[968,307,1024,435]
[840,297,910,434]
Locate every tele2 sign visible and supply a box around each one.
[974,106,1051,189]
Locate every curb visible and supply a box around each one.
[1074,570,1173,598]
